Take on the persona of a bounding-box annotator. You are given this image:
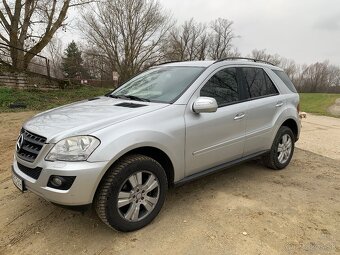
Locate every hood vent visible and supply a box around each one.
[88,97,101,101]
[114,102,147,108]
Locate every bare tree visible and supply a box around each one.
[280,57,298,80]
[247,49,340,92]
[0,0,91,70]
[327,64,340,87]
[208,18,238,59]
[162,19,208,61]
[82,44,114,81]
[294,61,340,92]
[249,49,281,65]
[300,61,330,92]
[44,37,64,78]
[80,0,173,82]
[294,63,308,89]
[164,18,239,61]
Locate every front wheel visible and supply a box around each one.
[94,154,168,232]
[263,126,295,170]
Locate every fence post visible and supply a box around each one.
[46,58,51,77]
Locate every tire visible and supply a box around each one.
[263,126,295,170]
[94,154,168,232]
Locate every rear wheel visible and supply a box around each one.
[263,126,295,170]
[94,154,168,232]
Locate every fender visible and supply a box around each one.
[270,107,300,146]
[86,130,184,202]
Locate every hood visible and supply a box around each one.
[24,97,168,143]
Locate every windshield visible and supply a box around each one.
[111,66,204,103]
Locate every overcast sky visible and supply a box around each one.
[67,0,340,65]
[158,0,340,65]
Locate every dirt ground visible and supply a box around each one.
[298,114,340,160]
[328,98,340,117]
[0,112,339,255]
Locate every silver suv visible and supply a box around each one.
[12,58,300,231]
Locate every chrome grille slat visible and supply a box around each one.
[17,129,47,162]
[21,145,40,154]
[22,135,45,146]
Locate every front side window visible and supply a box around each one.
[200,67,239,107]
[111,66,204,103]
[242,67,278,98]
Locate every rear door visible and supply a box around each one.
[184,67,248,176]
[240,67,285,155]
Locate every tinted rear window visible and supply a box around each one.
[241,67,279,98]
[272,70,297,93]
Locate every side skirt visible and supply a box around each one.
[174,150,269,187]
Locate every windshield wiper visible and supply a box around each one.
[108,94,150,102]
[107,94,128,100]
[123,95,150,102]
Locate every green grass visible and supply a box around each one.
[299,93,340,117]
[1,88,339,117]
[0,86,112,112]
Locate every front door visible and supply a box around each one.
[185,67,247,176]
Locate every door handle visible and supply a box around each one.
[276,101,284,107]
[234,113,245,120]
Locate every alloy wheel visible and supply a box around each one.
[277,134,292,164]
[117,171,160,222]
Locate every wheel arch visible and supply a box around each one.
[281,118,299,141]
[124,147,175,187]
[94,146,175,202]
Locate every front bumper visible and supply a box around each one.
[12,156,109,206]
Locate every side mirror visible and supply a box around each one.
[192,97,218,113]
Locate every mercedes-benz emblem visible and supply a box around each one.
[16,134,24,152]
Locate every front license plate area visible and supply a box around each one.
[12,173,26,192]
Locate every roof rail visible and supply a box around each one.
[214,57,276,66]
[156,60,183,66]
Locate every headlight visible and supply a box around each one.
[45,136,100,162]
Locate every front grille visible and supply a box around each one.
[16,129,47,162]
[17,162,42,180]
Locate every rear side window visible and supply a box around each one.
[241,67,279,98]
[200,67,239,107]
[272,70,297,93]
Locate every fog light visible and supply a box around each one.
[51,176,64,187]
[47,175,76,190]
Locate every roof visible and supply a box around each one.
[160,60,282,70]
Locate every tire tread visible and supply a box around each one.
[94,154,165,230]
[263,126,295,170]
